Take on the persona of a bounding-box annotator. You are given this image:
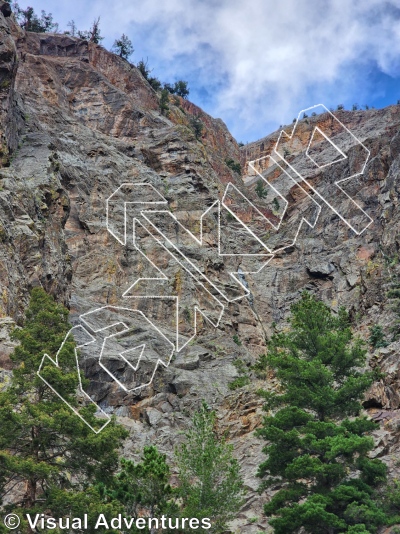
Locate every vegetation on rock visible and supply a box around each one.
[137,59,162,91]
[164,80,190,99]
[189,115,204,139]
[388,270,400,340]
[112,33,134,59]
[0,289,128,530]
[12,3,58,32]
[225,158,241,175]
[77,17,103,44]
[160,88,170,116]
[176,401,245,533]
[257,293,388,534]
[255,178,268,199]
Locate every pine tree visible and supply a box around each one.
[257,293,388,534]
[12,3,58,33]
[77,17,103,43]
[112,34,134,59]
[189,116,204,140]
[255,179,268,199]
[108,446,178,533]
[176,401,244,533]
[137,59,151,79]
[173,80,189,98]
[136,60,161,91]
[160,89,170,116]
[0,288,128,529]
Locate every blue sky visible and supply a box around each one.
[17,0,400,142]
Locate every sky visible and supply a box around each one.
[17,0,400,142]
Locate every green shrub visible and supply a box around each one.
[369,325,388,349]
[111,34,133,59]
[228,376,250,390]
[189,116,204,139]
[225,158,241,175]
[160,89,170,116]
[388,276,400,339]
[233,334,241,346]
[255,179,268,199]
[272,197,280,212]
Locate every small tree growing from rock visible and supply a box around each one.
[160,89,170,116]
[78,17,103,44]
[112,34,134,59]
[255,179,268,199]
[13,3,58,32]
[189,115,204,139]
[164,80,190,98]
[173,80,189,98]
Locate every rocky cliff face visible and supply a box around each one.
[0,4,400,532]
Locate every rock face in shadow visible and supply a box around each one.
[0,7,400,532]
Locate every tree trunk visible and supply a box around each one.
[24,477,37,508]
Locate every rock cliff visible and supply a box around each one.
[0,4,400,532]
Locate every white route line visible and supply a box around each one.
[80,306,175,393]
[140,206,270,303]
[38,103,373,432]
[222,155,322,255]
[273,103,372,235]
[106,182,168,245]
[37,325,112,434]
[306,126,347,169]
[125,218,225,352]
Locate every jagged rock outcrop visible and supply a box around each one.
[0,4,400,532]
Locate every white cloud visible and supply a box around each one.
[29,0,400,140]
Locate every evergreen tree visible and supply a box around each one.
[163,80,190,98]
[112,34,134,59]
[173,80,189,98]
[160,89,170,116]
[189,116,204,140]
[381,479,400,525]
[44,484,124,534]
[78,17,103,43]
[148,77,162,91]
[0,288,127,530]
[176,401,244,533]
[136,59,161,91]
[163,82,174,94]
[137,59,151,79]
[108,446,178,533]
[255,179,268,199]
[257,292,387,534]
[13,3,58,33]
